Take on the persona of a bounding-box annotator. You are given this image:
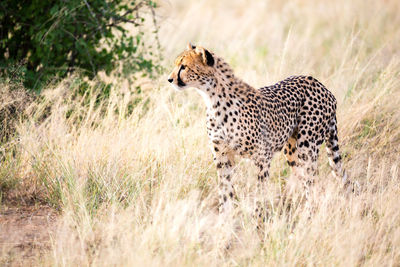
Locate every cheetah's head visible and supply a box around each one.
[168,43,215,91]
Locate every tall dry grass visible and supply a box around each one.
[1,0,400,265]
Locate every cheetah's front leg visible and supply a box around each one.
[213,144,236,214]
[254,154,272,226]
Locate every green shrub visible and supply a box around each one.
[0,0,161,91]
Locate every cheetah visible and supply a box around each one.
[168,43,350,214]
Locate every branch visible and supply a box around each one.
[62,29,96,75]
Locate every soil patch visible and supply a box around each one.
[0,201,57,266]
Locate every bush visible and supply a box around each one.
[0,0,161,91]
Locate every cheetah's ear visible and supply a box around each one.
[195,47,214,67]
[187,42,196,50]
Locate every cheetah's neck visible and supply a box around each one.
[197,56,256,111]
[195,56,259,132]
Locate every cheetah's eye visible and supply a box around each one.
[181,65,186,70]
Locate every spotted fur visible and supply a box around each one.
[168,43,349,213]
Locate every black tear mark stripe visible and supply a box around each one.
[177,65,186,87]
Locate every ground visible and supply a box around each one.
[0,199,57,266]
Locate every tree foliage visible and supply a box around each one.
[0,0,161,91]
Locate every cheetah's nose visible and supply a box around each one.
[168,78,173,83]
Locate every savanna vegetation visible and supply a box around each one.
[1,0,400,266]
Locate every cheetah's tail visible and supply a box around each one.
[325,116,359,192]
